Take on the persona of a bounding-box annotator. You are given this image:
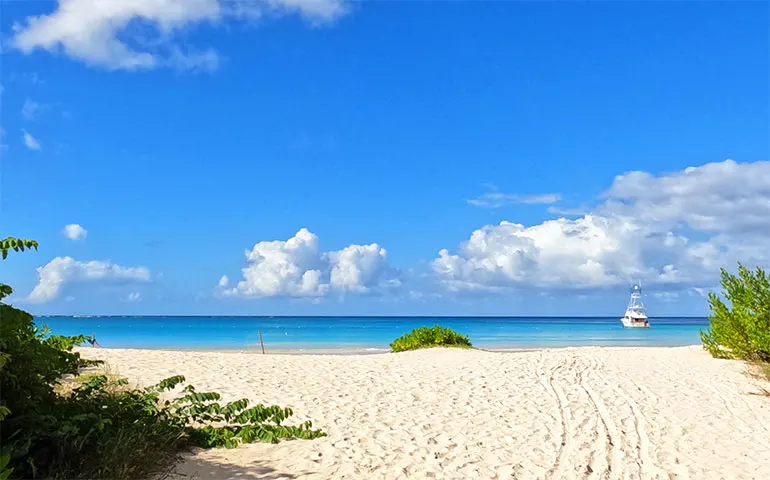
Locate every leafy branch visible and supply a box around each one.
[0,237,38,302]
[0,237,38,260]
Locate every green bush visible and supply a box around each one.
[701,264,770,362]
[390,325,472,352]
[0,305,95,416]
[0,237,325,479]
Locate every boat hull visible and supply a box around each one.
[621,317,649,328]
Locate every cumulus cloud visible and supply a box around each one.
[219,228,398,298]
[126,292,142,302]
[11,0,348,71]
[28,257,152,303]
[22,129,41,150]
[63,223,87,241]
[436,159,770,293]
[329,243,400,293]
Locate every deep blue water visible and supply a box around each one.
[36,316,709,352]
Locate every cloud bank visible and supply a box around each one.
[435,159,770,293]
[23,159,769,306]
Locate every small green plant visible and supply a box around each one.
[390,325,472,352]
[701,264,770,362]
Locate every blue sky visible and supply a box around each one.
[1,0,768,316]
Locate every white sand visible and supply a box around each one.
[77,346,770,480]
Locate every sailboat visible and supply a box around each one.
[620,283,650,328]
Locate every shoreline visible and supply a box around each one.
[77,343,704,356]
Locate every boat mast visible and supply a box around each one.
[627,283,645,313]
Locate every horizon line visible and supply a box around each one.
[34,314,708,319]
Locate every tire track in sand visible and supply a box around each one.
[539,352,572,479]
[578,355,621,479]
[594,358,670,479]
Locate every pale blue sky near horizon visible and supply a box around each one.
[1,1,768,316]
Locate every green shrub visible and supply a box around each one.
[0,305,96,416]
[390,325,472,352]
[701,264,770,362]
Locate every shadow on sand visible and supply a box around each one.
[167,455,315,480]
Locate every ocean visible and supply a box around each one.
[37,316,710,353]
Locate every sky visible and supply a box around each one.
[0,0,768,317]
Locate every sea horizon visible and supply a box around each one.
[39,315,710,352]
[36,314,707,319]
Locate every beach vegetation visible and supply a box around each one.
[0,237,38,301]
[390,325,472,352]
[0,239,324,479]
[701,263,770,365]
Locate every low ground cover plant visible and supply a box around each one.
[390,325,472,352]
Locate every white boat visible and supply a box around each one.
[620,284,649,328]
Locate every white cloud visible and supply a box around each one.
[435,159,770,293]
[219,228,398,298]
[11,0,348,71]
[22,98,41,120]
[22,129,41,150]
[28,256,152,303]
[601,159,770,235]
[126,292,142,302]
[329,243,399,293]
[63,223,87,241]
[467,191,561,208]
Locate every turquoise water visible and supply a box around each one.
[37,316,709,352]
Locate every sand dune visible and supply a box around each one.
[77,346,770,480]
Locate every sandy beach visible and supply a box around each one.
[77,346,770,480]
